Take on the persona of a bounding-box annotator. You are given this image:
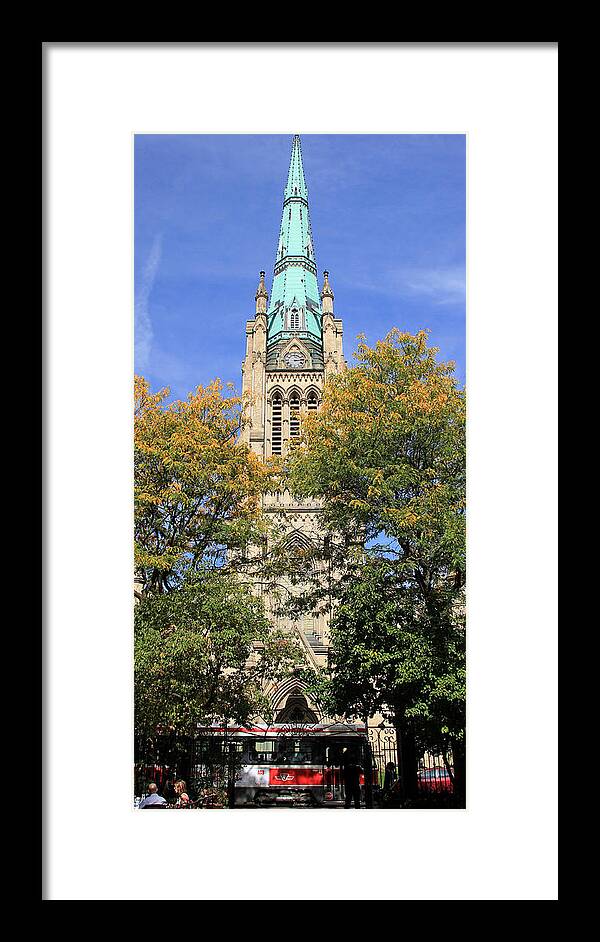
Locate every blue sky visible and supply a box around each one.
[135,134,465,401]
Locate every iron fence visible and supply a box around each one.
[134,733,194,804]
[369,727,459,808]
[136,729,462,808]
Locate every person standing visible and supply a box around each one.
[342,750,363,809]
[162,774,177,805]
[383,761,397,793]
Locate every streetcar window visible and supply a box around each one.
[245,738,326,765]
[248,740,278,762]
[254,741,275,753]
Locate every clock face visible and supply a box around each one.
[285,352,305,369]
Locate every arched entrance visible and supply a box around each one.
[274,688,319,724]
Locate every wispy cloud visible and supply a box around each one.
[135,135,465,388]
[348,265,465,307]
[135,233,162,371]
[401,266,465,306]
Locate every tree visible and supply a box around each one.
[324,561,465,801]
[288,329,466,801]
[134,377,301,795]
[135,571,302,759]
[134,376,276,593]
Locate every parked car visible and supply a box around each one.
[417,767,454,794]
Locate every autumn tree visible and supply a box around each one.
[134,376,277,593]
[288,329,466,802]
[134,377,300,789]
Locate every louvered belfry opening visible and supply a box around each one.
[271,395,282,455]
[289,393,301,443]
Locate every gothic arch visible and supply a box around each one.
[275,691,319,724]
[304,385,321,406]
[280,337,310,363]
[268,385,285,402]
[268,678,320,723]
[286,305,304,331]
[282,529,314,553]
[285,385,303,402]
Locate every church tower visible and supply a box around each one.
[241,135,346,719]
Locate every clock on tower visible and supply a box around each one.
[284,351,306,369]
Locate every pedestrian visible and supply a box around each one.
[342,749,363,809]
[173,779,190,807]
[163,773,177,805]
[383,761,397,793]
[139,782,167,808]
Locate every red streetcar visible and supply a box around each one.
[193,722,373,807]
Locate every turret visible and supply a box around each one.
[321,270,334,315]
[241,272,268,451]
[321,270,344,377]
[255,270,268,315]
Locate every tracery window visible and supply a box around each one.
[307,391,319,413]
[289,309,300,329]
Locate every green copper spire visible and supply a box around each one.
[267,135,322,347]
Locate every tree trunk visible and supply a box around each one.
[402,722,419,803]
[451,736,466,807]
[394,709,418,805]
[363,716,374,808]
[394,722,405,805]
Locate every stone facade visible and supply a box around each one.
[240,276,345,686]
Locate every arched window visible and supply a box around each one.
[290,308,300,330]
[271,395,282,455]
[289,393,301,442]
[307,391,319,413]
